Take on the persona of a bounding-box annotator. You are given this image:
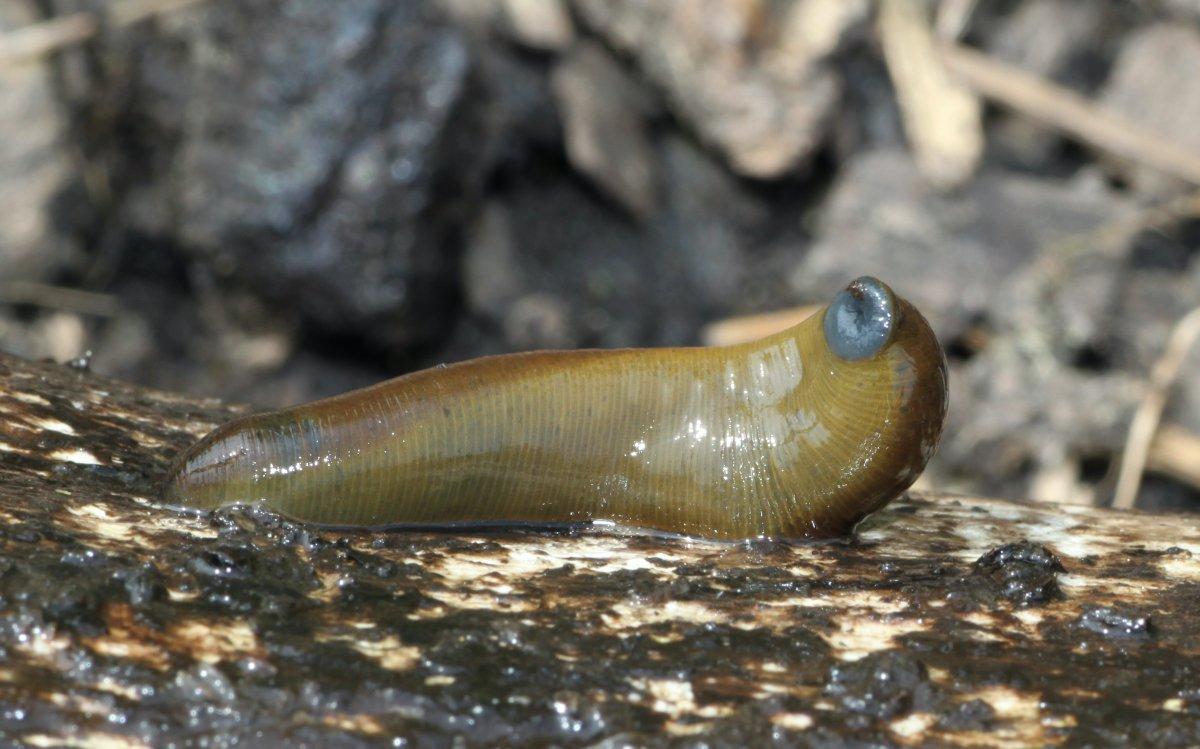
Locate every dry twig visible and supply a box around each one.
[0,0,204,67]
[940,42,1200,186]
[700,306,818,348]
[1148,424,1200,493]
[1113,305,1200,509]
[878,0,984,189]
[0,282,120,318]
[934,0,977,41]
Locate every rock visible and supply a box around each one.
[552,42,658,219]
[834,49,907,156]
[972,541,1065,606]
[1077,606,1153,638]
[0,310,87,363]
[1057,222,1200,456]
[103,0,495,351]
[792,150,1149,496]
[88,313,156,381]
[824,652,935,719]
[1100,23,1200,193]
[463,202,524,320]
[791,149,1133,343]
[572,0,856,178]
[1111,266,1200,373]
[1115,264,1200,436]
[457,138,770,355]
[942,345,1141,495]
[501,0,574,51]
[935,218,1148,497]
[437,0,574,51]
[1163,0,1200,19]
[656,136,768,312]
[987,0,1112,84]
[458,175,653,350]
[0,2,80,284]
[473,40,563,169]
[980,0,1115,173]
[1,351,1199,746]
[503,292,574,349]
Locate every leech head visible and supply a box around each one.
[822,276,898,361]
[799,274,946,536]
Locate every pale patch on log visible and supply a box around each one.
[170,620,261,665]
[341,635,421,672]
[23,732,151,749]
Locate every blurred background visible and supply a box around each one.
[2,0,1200,514]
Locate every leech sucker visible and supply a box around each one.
[162,276,948,540]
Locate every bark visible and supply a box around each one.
[0,352,1197,747]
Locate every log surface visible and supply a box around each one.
[0,353,1198,747]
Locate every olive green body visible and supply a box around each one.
[163,299,947,539]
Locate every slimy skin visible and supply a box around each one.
[162,277,948,540]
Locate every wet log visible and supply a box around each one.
[0,351,1197,747]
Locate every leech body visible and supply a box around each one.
[163,277,947,540]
